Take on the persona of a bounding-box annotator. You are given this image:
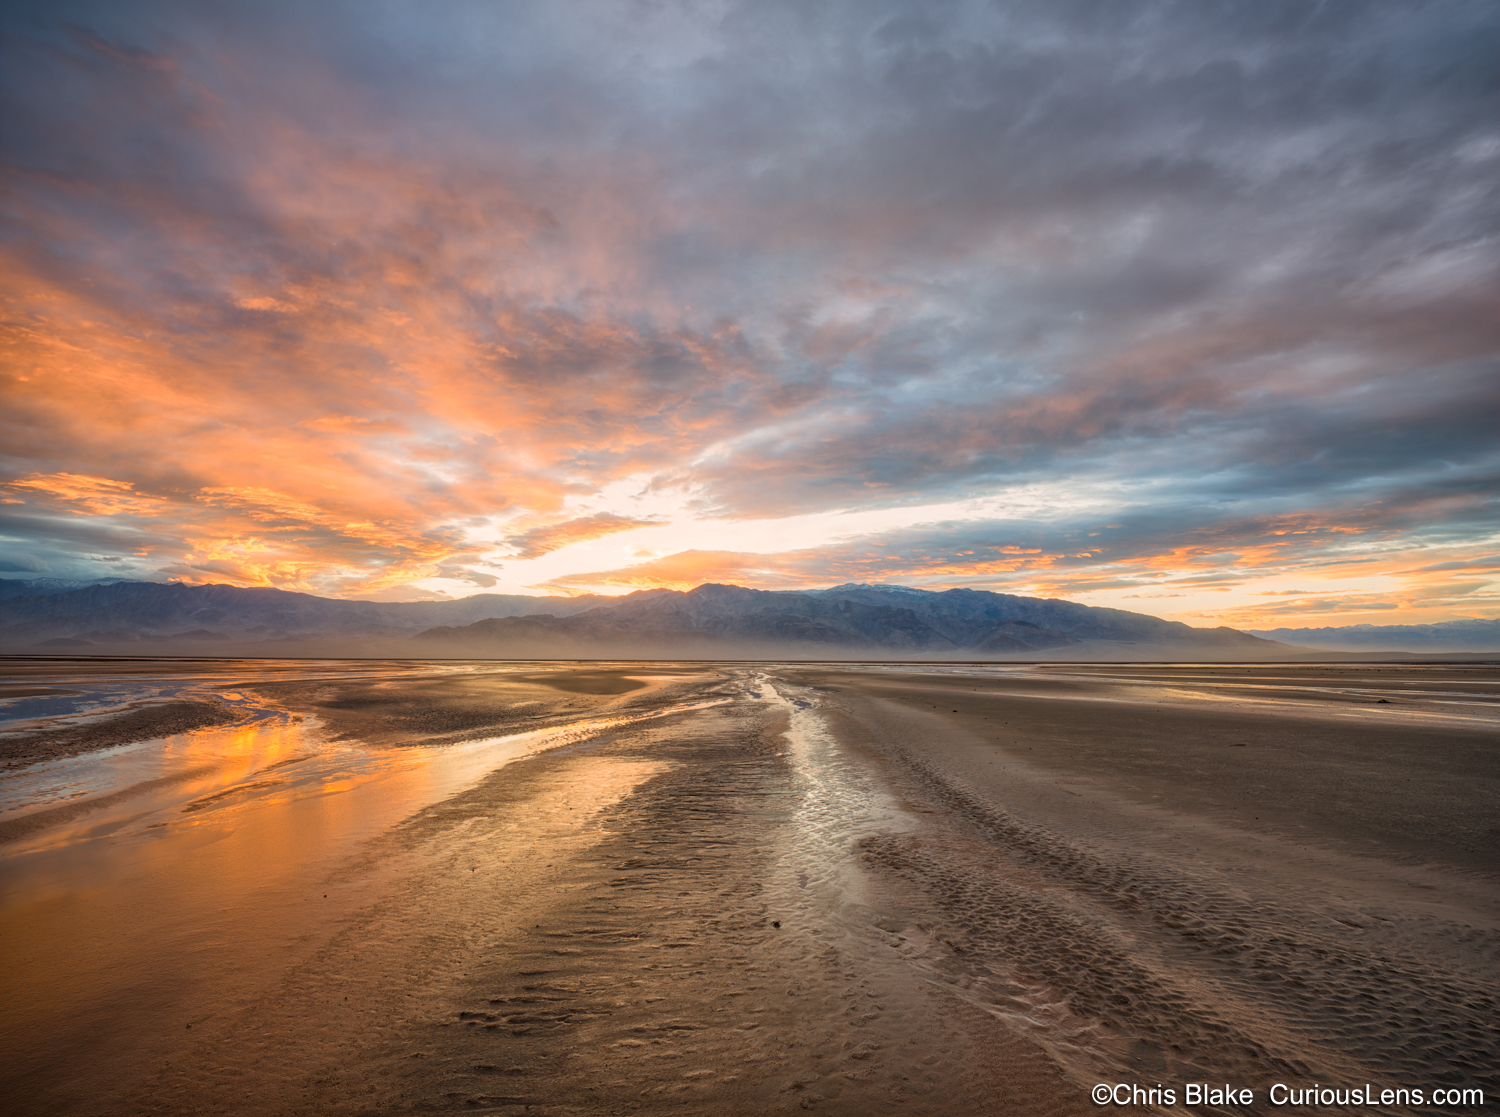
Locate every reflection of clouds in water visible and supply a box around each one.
[1,689,124,724]
[0,682,200,729]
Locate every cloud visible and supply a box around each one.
[504,513,666,560]
[1405,555,1500,573]
[1,472,482,595]
[536,549,804,593]
[1,0,1496,624]
[9,474,168,517]
[437,566,499,588]
[541,489,1500,623]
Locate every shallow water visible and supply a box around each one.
[0,660,727,1113]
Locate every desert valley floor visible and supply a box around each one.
[1,658,1496,1116]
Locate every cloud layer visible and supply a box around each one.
[2,0,1496,623]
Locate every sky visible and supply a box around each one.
[2,0,1497,629]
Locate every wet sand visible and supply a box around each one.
[0,658,268,771]
[0,699,242,772]
[783,665,1499,1101]
[802,664,1499,871]
[1,659,1495,1115]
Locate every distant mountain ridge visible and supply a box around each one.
[0,578,1284,657]
[0,577,133,601]
[414,582,1281,656]
[0,580,609,645]
[1246,617,1500,652]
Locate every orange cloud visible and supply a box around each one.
[0,92,769,595]
[3,472,477,596]
[9,474,167,517]
[503,513,666,559]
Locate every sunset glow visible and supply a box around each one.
[3,1,1496,625]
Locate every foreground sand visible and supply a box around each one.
[1,659,1495,1115]
[784,666,1498,1095]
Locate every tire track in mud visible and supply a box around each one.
[819,694,1498,1112]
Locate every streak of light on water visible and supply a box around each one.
[759,671,915,904]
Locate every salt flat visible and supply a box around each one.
[1,658,1495,1115]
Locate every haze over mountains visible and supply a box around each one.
[0,578,1281,659]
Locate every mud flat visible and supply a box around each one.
[0,698,242,771]
[2,661,1090,1117]
[0,659,1495,1115]
[781,663,1500,1107]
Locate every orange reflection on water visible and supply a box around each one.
[0,707,446,1110]
[0,662,728,1116]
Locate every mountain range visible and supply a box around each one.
[0,579,1285,658]
[0,581,608,646]
[0,577,135,601]
[1246,617,1500,652]
[414,582,1279,657]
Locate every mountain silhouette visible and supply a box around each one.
[414,582,1280,656]
[0,578,1285,657]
